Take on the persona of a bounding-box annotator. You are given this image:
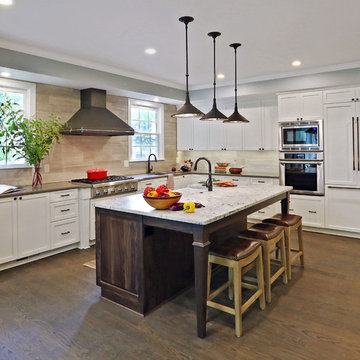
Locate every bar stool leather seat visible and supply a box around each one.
[210,238,261,261]
[263,213,302,227]
[239,223,283,241]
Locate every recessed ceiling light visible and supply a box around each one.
[1,71,11,77]
[0,0,13,5]
[292,60,302,67]
[145,48,157,55]
[217,73,225,79]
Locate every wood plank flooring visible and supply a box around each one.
[0,231,359,360]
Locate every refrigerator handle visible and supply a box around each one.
[352,117,355,171]
[357,117,360,171]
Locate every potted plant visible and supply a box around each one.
[0,97,63,188]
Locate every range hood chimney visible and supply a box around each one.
[61,88,135,136]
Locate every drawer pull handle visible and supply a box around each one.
[61,194,70,197]
[258,210,265,214]
[257,181,265,183]
[145,183,152,186]
[61,208,70,212]
[61,231,70,235]
[308,210,317,214]
[289,208,294,211]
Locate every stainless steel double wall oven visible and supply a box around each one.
[279,120,324,195]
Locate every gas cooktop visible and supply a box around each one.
[71,175,134,184]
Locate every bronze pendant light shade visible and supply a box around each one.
[200,32,228,121]
[171,16,204,118]
[223,43,249,123]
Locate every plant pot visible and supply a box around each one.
[32,165,42,188]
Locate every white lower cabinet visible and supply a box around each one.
[17,193,50,258]
[0,197,17,264]
[325,186,360,232]
[289,195,324,228]
[51,218,79,249]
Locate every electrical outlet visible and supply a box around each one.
[124,160,129,168]
[44,164,50,173]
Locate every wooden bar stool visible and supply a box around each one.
[238,223,288,303]
[263,214,304,280]
[207,238,265,337]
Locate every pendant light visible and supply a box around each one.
[171,16,204,118]
[223,43,249,123]
[200,32,227,121]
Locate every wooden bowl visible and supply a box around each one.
[229,168,242,174]
[143,192,182,210]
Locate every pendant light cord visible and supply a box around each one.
[213,36,216,101]
[234,46,238,109]
[185,22,189,97]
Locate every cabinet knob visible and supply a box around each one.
[19,197,22,200]
[357,98,359,101]
[14,197,17,200]
[352,98,355,101]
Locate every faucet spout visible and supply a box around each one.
[147,153,157,174]
[194,157,213,191]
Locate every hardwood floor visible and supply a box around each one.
[0,231,359,360]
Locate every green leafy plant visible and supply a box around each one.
[0,97,63,167]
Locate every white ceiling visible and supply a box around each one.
[1,0,360,90]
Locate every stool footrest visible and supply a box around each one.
[241,289,263,314]
[289,251,303,264]
[208,280,231,301]
[271,267,286,285]
[242,282,258,291]
[207,300,235,315]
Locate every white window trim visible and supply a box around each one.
[0,78,36,169]
[128,98,164,162]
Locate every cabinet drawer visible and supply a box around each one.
[50,189,78,203]
[50,200,78,222]
[51,218,79,249]
[289,195,324,227]
[250,178,274,185]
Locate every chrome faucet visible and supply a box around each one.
[194,157,212,191]
[147,153,157,173]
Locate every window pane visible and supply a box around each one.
[131,120,140,131]
[140,110,148,121]
[133,134,141,145]
[131,108,139,120]
[141,134,151,146]
[150,148,159,157]
[141,147,151,158]
[149,122,156,132]
[0,91,4,104]
[139,121,149,131]
[149,111,156,121]
[7,92,24,109]
[133,147,142,159]
[150,135,158,146]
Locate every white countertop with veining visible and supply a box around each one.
[94,184,292,226]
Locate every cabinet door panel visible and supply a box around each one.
[262,99,278,150]
[0,198,17,264]
[241,101,262,150]
[278,94,300,121]
[290,195,324,228]
[323,88,355,104]
[177,118,193,150]
[324,103,356,185]
[224,122,243,150]
[325,187,360,232]
[208,121,226,150]
[301,91,323,120]
[17,193,50,258]
[193,119,209,150]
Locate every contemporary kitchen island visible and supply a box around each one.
[94,184,292,338]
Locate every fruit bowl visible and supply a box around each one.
[143,192,182,210]
[216,162,231,167]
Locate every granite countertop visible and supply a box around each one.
[94,184,291,226]
[0,181,91,199]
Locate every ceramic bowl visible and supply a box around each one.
[143,192,182,210]
[216,162,231,167]
[229,168,243,174]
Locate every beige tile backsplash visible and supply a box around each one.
[0,83,178,186]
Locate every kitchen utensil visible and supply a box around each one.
[229,167,242,174]
[143,192,182,210]
[87,168,108,180]
[216,162,230,167]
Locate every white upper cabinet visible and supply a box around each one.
[323,88,356,104]
[208,120,226,150]
[241,100,263,150]
[193,119,209,150]
[177,117,194,150]
[324,102,357,185]
[224,122,244,150]
[278,91,323,121]
[262,98,279,150]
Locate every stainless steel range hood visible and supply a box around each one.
[61,88,134,136]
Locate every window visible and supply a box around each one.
[0,79,35,168]
[128,99,164,161]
